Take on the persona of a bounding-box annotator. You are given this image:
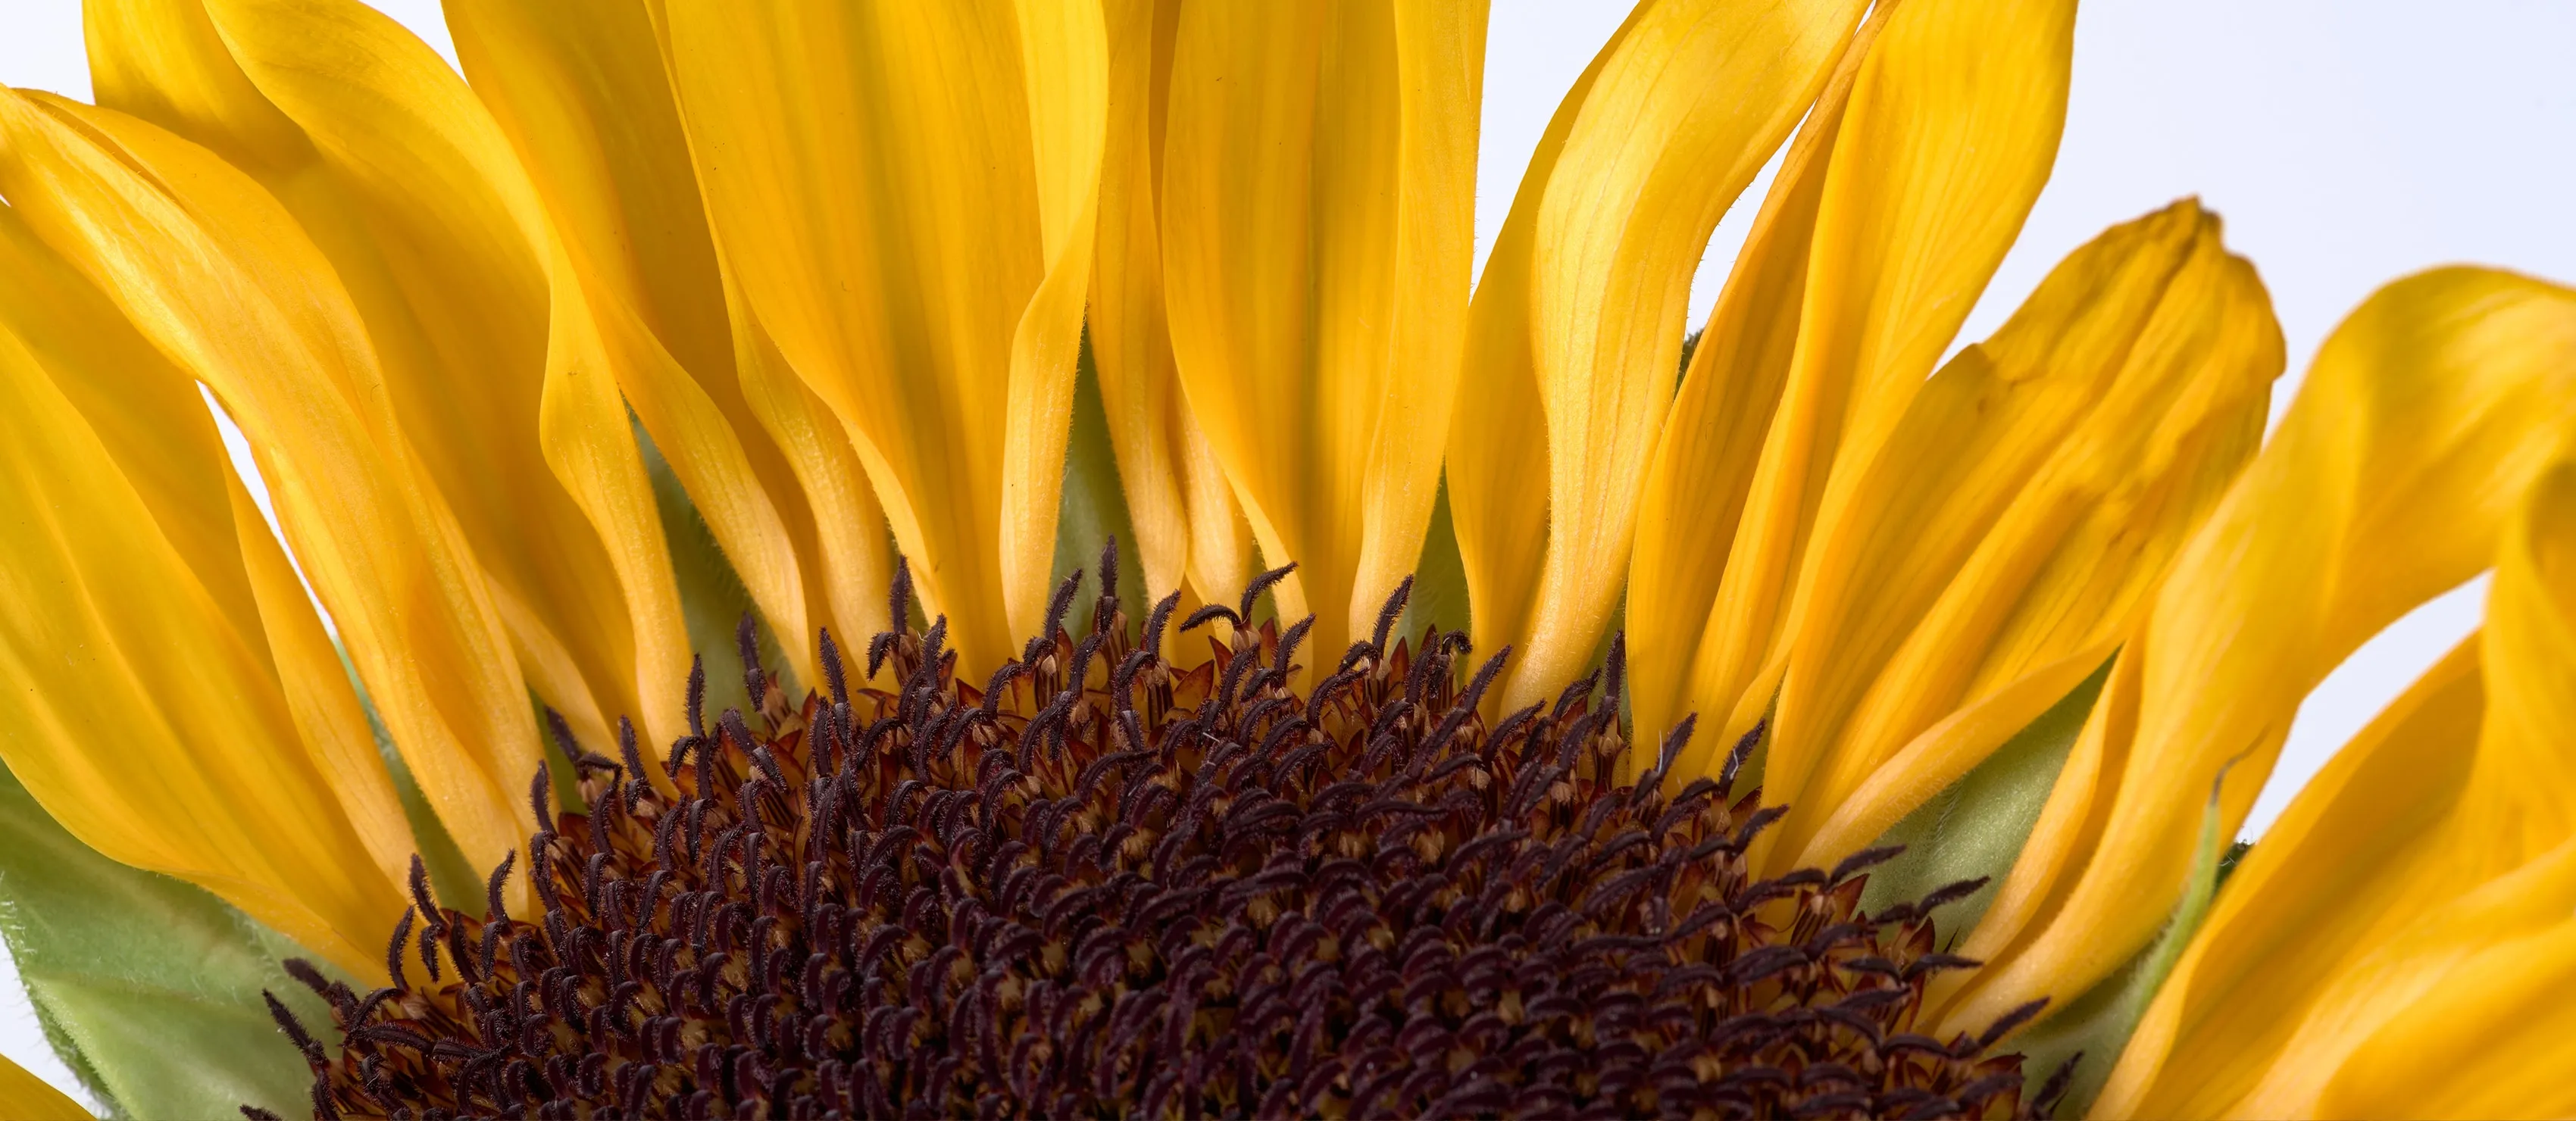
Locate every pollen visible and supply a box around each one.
[255,545,2067,1119]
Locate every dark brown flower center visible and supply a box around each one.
[253,546,2066,1120]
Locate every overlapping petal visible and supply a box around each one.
[441,0,846,698]
[655,2,1105,671]
[0,214,404,973]
[2093,449,2576,1119]
[1938,267,2576,1041]
[1454,0,1871,710]
[1767,201,2281,870]
[1663,0,2077,740]
[1626,1,1885,742]
[0,86,536,881]
[1089,0,1252,618]
[83,0,700,758]
[1154,0,1486,664]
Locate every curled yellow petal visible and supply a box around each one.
[1685,0,2076,748]
[2238,459,2576,1118]
[2452,461,2576,864]
[445,0,827,689]
[661,3,1102,670]
[1448,7,1631,685]
[2312,915,2576,1120]
[2092,639,2484,1119]
[0,310,401,975]
[1768,201,2281,870]
[1156,0,1487,664]
[2103,456,2576,1119]
[1940,267,2576,1038]
[0,89,535,877]
[1627,1,1886,744]
[1500,0,1869,710]
[86,0,696,754]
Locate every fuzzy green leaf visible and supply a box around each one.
[0,761,337,1119]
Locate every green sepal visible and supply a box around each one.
[1858,658,2114,932]
[0,760,342,1119]
[636,414,802,717]
[1398,479,1471,646]
[1051,332,1146,630]
[2008,779,2232,1116]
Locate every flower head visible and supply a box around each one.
[0,0,2570,1118]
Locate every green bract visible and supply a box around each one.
[0,763,331,1119]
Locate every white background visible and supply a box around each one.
[4,0,2572,1105]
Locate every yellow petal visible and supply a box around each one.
[2,188,410,944]
[1449,6,1633,682]
[0,314,400,975]
[0,1055,86,1121]
[448,0,824,692]
[1940,267,2576,1038]
[1501,0,1871,710]
[1090,0,1252,613]
[445,0,858,695]
[2451,460,2576,863]
[1154,2,1326,644]
[1769,201,2281,869]
[2313,916,2576,1120]
[0,201,256,640]
[1627,1,1886,743]
[1685,0,2077,745]
[533,289,692,755]
[2238,846,2576,1119]
[1156,0,1487,664]
[86,0,694,753]
[999,0,1110,645]
[228,468,415,896]
[719,270,897,669]
[660,3,1101,670]
[637,7,897,666]
[2093,639,2484,1119]
[1176,415,1256,617]
[2107,459,2576,1119]
[2224,460,2576,1118]
[1343,0,1486,651]
[1087,0,1188,606]
[0,89,534,877]
[1799,641,2115,866]
[207,0,720,745]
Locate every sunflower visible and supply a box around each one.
[0,0,2570,1118]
